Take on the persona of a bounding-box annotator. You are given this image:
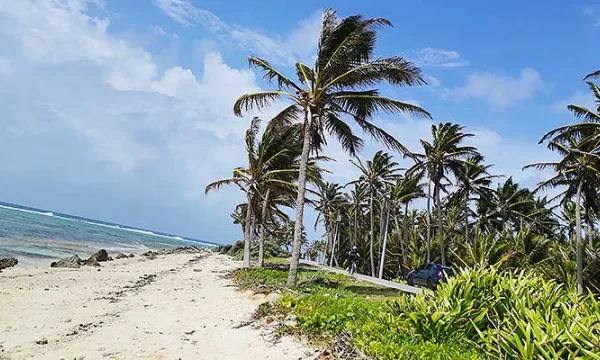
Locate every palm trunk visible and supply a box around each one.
[378,200,391,279]
[575,179,584,295]
[331,217,340,267]
[243,193,253,268]
[369,187,376,277]
[287,109,313,286]
[353,211,358,246]
[257,189,271,268]
[325,219,333,265]
[464,191,469,244]
[436,183,445,266]
[426,180,432,263]
[401,203,410,266]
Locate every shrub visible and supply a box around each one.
[389,266,600,359]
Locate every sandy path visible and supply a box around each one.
[0,253,311,360]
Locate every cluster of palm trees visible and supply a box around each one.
[206,9,600,294]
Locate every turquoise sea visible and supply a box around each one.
[0,202,218,267]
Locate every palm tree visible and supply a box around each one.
[233,10,431,285]
[525,128,600,294]
[313,182,346,265]
[350,151,401,276]
[345,183,368,248]
[390,174,425,270]
[205,118,304,267]
[409,123,478,265]
[453,155,497,244]
[477,177,535,234]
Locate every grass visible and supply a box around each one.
[230,260,486,360]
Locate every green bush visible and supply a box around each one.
[389,266,600,359]
[276,289,484,359]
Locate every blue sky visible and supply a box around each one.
[0,0,598,243]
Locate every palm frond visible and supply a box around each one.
[584,69,600,81]
[567,105,600,123]
[353,117,411,155]
[205,178,241,194]
[333,91,432,119]
[233,91,292,117]
[248,57,301,91]
[267,105,302,133]
[324,112,364,156]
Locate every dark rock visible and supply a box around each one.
[115,253,129,259]
[89,249,110,262]
[35,338,48,345]
[51,255,82,268]
[141,251,158,260]
[0,257,18,271]
[128,254,135,258]
[82,257,100,267]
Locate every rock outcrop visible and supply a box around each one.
[51,255,83,268]
[88,249,112,262]
[0,257,18,272]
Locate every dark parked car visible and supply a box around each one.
[406,263,454,289]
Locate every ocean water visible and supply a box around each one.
[0,202,218,267]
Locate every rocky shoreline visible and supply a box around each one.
[0,245,212,272]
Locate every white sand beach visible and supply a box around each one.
[0,252,312,360]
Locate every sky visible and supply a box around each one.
[0,0,598,244]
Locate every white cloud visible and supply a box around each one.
[0,0,268,240]
[552,90,596,113]
[583,6,600,27]
[408,48,470,69]
[424,74,441,87]
[154,0,322,65]
[450,68,545,109]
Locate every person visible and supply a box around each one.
[347,246,360,274]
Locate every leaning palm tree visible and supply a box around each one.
[233,10,431,284]
[408,123,478,265]
[350,151,401,276]
[205,118,303,267]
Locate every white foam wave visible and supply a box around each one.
[0,205,54,217]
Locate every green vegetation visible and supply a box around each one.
[234,264,600,359]
[232,264,486,360]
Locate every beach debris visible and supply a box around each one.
[0,257,18,272]
[51,255,83,268]
[35,338,48,345]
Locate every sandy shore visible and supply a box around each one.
[0,252,312,360]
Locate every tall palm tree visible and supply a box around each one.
[350,151,401,276]
[453,155,497,244]
[233,10,431,285]
[525,128,600,294]
[390,174,425,269]
[345,183,368,247]
[313,182,346,265]
[205,118,304,267]
[408,123,477,265]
